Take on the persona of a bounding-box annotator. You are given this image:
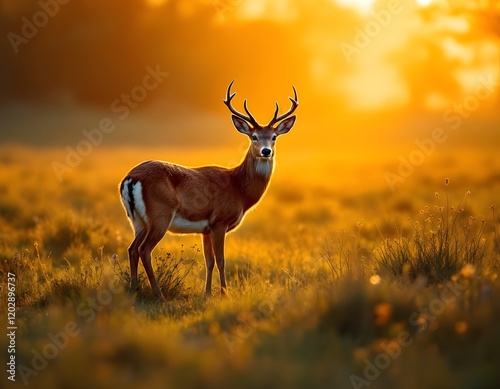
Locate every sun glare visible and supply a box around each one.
[335,0,376,14]
[146,0,168,7]
[336,0,433,13]
[416,0,433,7]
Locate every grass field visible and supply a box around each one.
[1,145,500,389]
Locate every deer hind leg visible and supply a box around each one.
[202,233,215,296]
[138,214,173,301]
[128,219,147,293]
[211,227,227,295]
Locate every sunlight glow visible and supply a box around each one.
[335,0,376,13]
[146,0,168,7]
[416,0,433,7]
[237,0,297,21]
[339,60,409,111]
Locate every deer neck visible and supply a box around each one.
[232,148,274,210]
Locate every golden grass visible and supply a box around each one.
[0,145,499,388]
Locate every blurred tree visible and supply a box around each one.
[460,0,500,106]
[393,27,462,112]
[417,0,500,106]
[2,0,168,104]
[0,0,314,111]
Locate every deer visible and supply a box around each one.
[119,81,298,301]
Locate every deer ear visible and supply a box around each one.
[231,115,252,135]
[276,116,296,135]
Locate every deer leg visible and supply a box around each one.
[212,227,227,295]
[138,216,172,301]
[202,233,215,296]
[128,223,147,293]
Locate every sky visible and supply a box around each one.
[0,0,498,150]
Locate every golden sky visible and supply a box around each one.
[244,0,499,112]
[0,0,498,148]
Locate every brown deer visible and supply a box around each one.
[119,81,298,300]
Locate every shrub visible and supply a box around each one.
[376,180,494,284]
[113,247,197,302]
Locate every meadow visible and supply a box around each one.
[1,144,500,389]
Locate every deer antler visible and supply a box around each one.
[268,86,298,127]
[223,80,260,128]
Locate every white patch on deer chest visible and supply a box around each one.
[255,159,273,177]
[169,212,209,234]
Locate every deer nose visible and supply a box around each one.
[261,148,272,157]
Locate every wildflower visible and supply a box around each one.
[460,264,475,278]
[435,192,439,198]
[353,347,369,362]
[370,275,381,285]
[374,303,392,326]
[444,178,450,185]
[455,321,468,334]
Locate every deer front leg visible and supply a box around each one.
[211,227,227,295]
[202,233,215,296]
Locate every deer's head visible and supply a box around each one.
[223,81,298,160]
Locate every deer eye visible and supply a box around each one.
[252,134,258,142]
[272,135,277,141]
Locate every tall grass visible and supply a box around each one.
[112,246,198,302]
[318,226,366,281]
[0,244,196,311]
[376,180,495,283]
[1,149,500,389]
